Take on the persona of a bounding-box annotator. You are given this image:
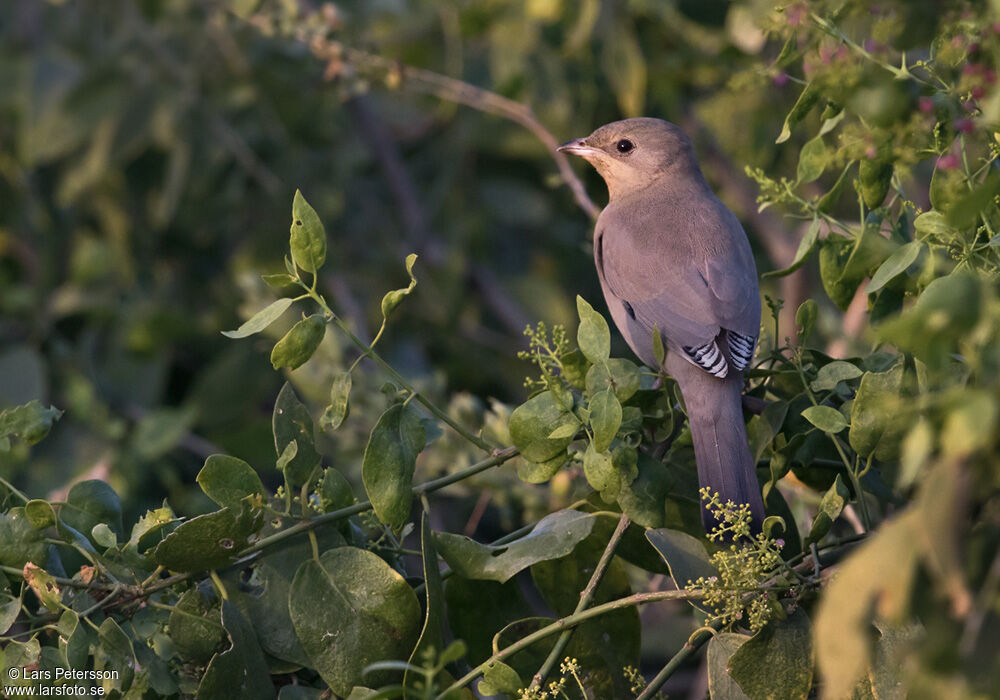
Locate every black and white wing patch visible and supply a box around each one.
[682,340,729,378]
[727,331,757,372]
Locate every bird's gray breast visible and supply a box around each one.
[593,224,662,368]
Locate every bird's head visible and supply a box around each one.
[557,118,699,199]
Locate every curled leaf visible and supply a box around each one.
[270,314,326,370]
[380,254,419,318]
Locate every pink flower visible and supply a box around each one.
[938,153,961,170]
[865,144,878,159]
[955,118,975,134]
[773,72,790,87]
[918,96,935,114]
[786,4,806,27]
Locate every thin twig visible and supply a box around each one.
[635,621,723,700]
[435,589,704,699]
[530,512,631,690]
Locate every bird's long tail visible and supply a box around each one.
[665,351,766,532]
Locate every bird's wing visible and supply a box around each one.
[596,196,760,372]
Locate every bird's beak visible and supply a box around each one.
[557,139,600,157]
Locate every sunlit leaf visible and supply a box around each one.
[380,254,419,318]
[361,403,426,527]
[435,510,596,583]
[289,547,421,696]
[576,296,610,364]
[270,314,326,370]
[289,190,327,273]
[222,298,295,339]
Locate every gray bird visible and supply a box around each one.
[559,118,766,529]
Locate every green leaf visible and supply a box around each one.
[849,365,907,461]
[270,314,326,370]
[762,219,820,279]
[320,372,352,432]
[912,210,956,239]
[516,452,568,484]
[380,254,419,318]
[546,420,580,439]
[806,474,850,545]
[652,324,666,366]
[795,299,818,343]
[707,633,752,700]
[222,298,295,339]
[276,440,298,473]
[261,273,297,288]
[197,601,276,700]
[445,578,530,665]
[91,523,116,548]
[816,163,851,214]
[61,479,124,544]
[583,442,617,495]
[945,171,1000,229]
[0,400,63,445]
[95,618,136,692]
[819,227,897,310]
[434,510,596,583]
[811,361,864,392]
[796,135,828,183]
[361,403,426,527]
[559,348,590,389]
[585,358,640,402]
[0,592,21,635]
[748,401,789,464]
[646,528,717,589]
[153,502,265,572]
[289,547,421,697]
[588,389,622,453]
[318,467,355,512]
[729,609,813,700]
[169,589,225,664]
[801,405,848,433]
[878,272,982,367]
[289,190,327,274]
[508,391,577,463]
[929,166,967,214]
[24,500,56,530]
[479,661,522,696]
[229,562,311,667]
[617,452,672,528]
[776,81,821,144]
[197,455,265,509]
[815,512,919,699]
[273,383,322,487]
[867,241,922,294]
[576,296,610,364]
[405,512,451,692]
[858,157,894,209]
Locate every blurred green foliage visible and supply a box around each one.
[2,0,1000,698]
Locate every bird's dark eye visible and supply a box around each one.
[616,139,634,154]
